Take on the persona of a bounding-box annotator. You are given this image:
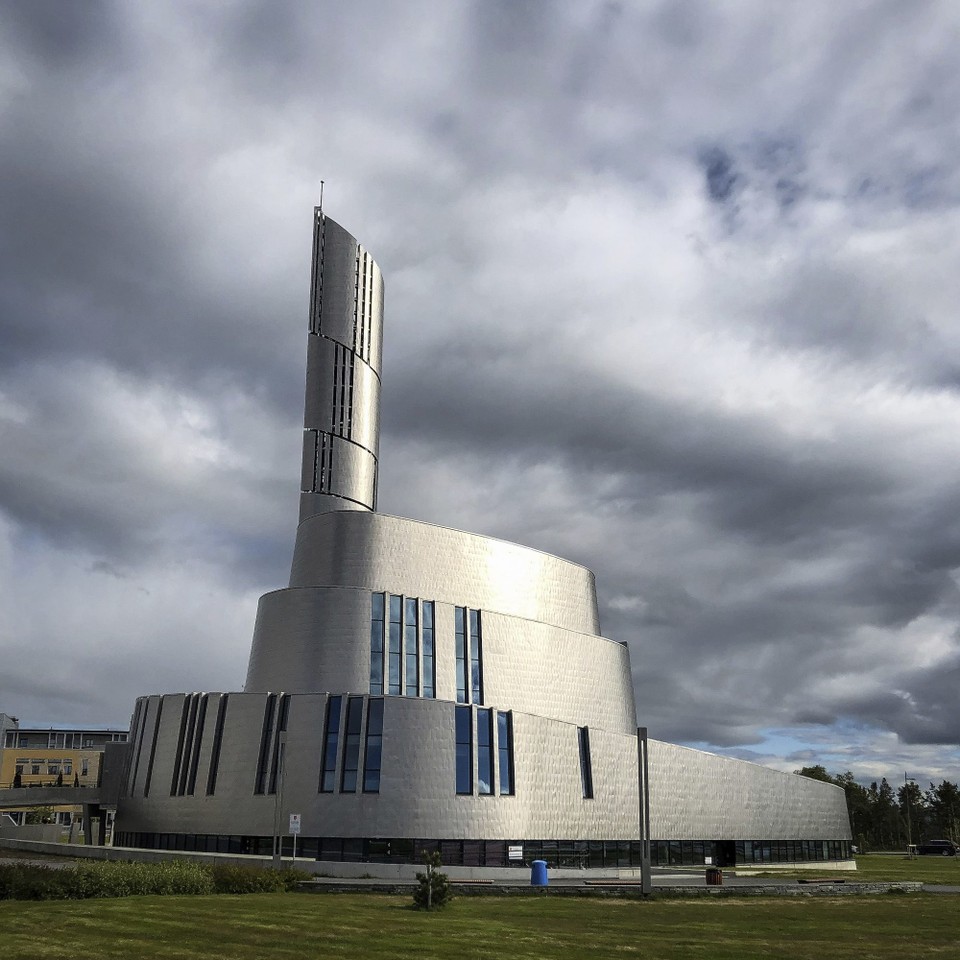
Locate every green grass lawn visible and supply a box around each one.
[742,853,960,884]
[2,892,959,960]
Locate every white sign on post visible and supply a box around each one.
[508,845,523,861]
[289,813,301,835]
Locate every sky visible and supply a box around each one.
[1,0,959,790]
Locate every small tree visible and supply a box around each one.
[25,806,55,825]
[413,851,452,910]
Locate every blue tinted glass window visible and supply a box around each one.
[422,601,435,698]
[498,711,514,796]
[388,595,402,696]
[455,607,467,703]
[477,708,493,795]
[363,699,384,793]
[369,594,385,695]
[404,598,418,697]
[319,696,341,792]
[341,697,363,792]
[469,609,483,704]
[455,706,472,795]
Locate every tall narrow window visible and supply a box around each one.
[498,711,514,796]
[578,726,593,799]
[388,595,402,696]
[254,694,277,795]
[469,609,483,704]
[455,705,472,795]
[404,598,419,697]
[422,601,435,698]
[268,694,290,795]
[341,697,364,792]
[319,696,342,792]
[363,699,384,792]
[477,708,493,795]
[455,607,467,703]
[206,694,229,796]
[370,593,385,695]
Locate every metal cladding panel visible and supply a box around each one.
[329,436,377,503]
[288,512,600,635]
[474,610,635,733]
[245,589,635,733]
[302,335,380,455]
[116,694,640,841]
[367,262,384,375]
[298,439,377,519]
[315,217,358,348]
[143,694,186,799]
[245,587,371,693]
[117,692,284,836]
[647,740,853,841]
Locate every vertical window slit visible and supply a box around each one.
[477,708,493,795]
[143,697,165,798]
[331,345,341,435]
[186,694,208,796]
[362,698,384,793]
[388,595,402,696]
[254,694,277,795]
[206,695,229,796]
[404,597,419,697]
[422,601,435,698]
[456,705,472,795]
[268,694,290,795]
[319,695,342,793]
[579,726,593,799]
[498,712,514,796]
[455,607,467,703]
[370,593,385,695]
[469,610,483,705]
[347,353,355,439]
[340,697,364,792]
[170,695,194,797]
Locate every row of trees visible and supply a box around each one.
[797,765,960,851]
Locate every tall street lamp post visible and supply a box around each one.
[905,773,916,857]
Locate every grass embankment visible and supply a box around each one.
[1,892,958,960]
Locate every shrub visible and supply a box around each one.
[70,860,214,898]
[0,864,73,900]
[210,864,310,894]
[0,858,309,901]
[412,852,452,910]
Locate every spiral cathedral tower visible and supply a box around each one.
[112,210,852,874]
[299,210,382,521]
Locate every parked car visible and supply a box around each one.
[917,840,959,856]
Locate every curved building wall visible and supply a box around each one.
[647,740,852,841]
[117,692,640,842]
[245,588,635,734]
[286,511,601,634]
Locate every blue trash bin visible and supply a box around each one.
[531,860,549,886]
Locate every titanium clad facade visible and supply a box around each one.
[114,210,852,870]
[299,209,382,522]
[647,740,851,840]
